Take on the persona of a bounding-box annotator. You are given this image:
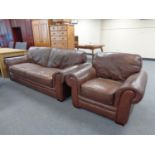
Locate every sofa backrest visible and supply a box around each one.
[93,52,142,81]
[28,47,51,66]
[47,48,87,69]
[27,47,87,69]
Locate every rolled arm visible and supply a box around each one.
[115,70,148,104]
[5,55,29,67]
[52,63,91,101]
[65,64,96,88]
[52,63,91,84]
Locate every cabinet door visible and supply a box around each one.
[39,20,50,47]
[32,20,40,46]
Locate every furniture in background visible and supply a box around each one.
[66,52,148,125]
[0,19,34,48]
[0,19,75,48]
[15,42,27,50]
[76,44,104,57]
[5,47,88,101]
[10,19,34,48]
[32,20,52,47]
[8,41,14,48]
[50,24,75,49]
[0,48,26,78]
[52,19,71,24]
[74,36,79,46]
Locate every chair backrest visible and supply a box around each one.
[93,52,142,81]
[15,42,27,50]
[8,41,14,48]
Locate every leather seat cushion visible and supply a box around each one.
[10,63,60,87]
[80,78,122,105]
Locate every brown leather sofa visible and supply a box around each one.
[66,52,148,125]
[5,47,89,101]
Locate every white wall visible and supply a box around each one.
[74,19,102,53]
[75,19,155,58]
[101,19,155,58]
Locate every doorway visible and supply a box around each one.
[12,27,23,42]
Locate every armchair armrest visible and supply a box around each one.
[65,64,96,88]
[65,63,96,107]
[52,63,91,83]
[52,62,91,101]
[115,70,148,104]
[5,55,29,67]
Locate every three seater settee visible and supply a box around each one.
[5,47,88,101]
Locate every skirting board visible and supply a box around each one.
[143,58,155,61]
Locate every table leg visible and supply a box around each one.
[101,47,104,52]
[0,56,8,78]
[92,49,94,63]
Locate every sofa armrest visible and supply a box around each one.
[115,70,148,104]
[5,55,29,67]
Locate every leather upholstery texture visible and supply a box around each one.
[66,52,148,125]
[93,52,142,81]
[81,78,122,105]
[5,47,88,101]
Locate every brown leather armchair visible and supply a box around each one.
[5,47,89,101]
[66,53,148,125]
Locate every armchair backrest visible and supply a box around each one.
[27,47,87,69]
[93,52,142,81]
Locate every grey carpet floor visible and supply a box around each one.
[0,60,155,135]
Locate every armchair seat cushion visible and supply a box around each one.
[80,78,122,105]
[10,63,60,87]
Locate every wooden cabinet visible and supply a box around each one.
[50,24,74,49]
[32,20,52,47]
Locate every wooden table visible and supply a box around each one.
[75,44,104,56]
[0,48,27,78]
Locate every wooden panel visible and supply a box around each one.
[32,20,51,47]
[39,21,50,47]
[52,40,67,48]
[67,25,75,49]
[51,36,67,41]
[50,26,57,31]
[32,20,40,46]
[57,25,67,31]
[24,20,34,47]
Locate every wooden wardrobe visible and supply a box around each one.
[32,20,52,47]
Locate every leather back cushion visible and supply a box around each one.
[93,52,142,81]
[27,47,51,66]
[47,48,87,68]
